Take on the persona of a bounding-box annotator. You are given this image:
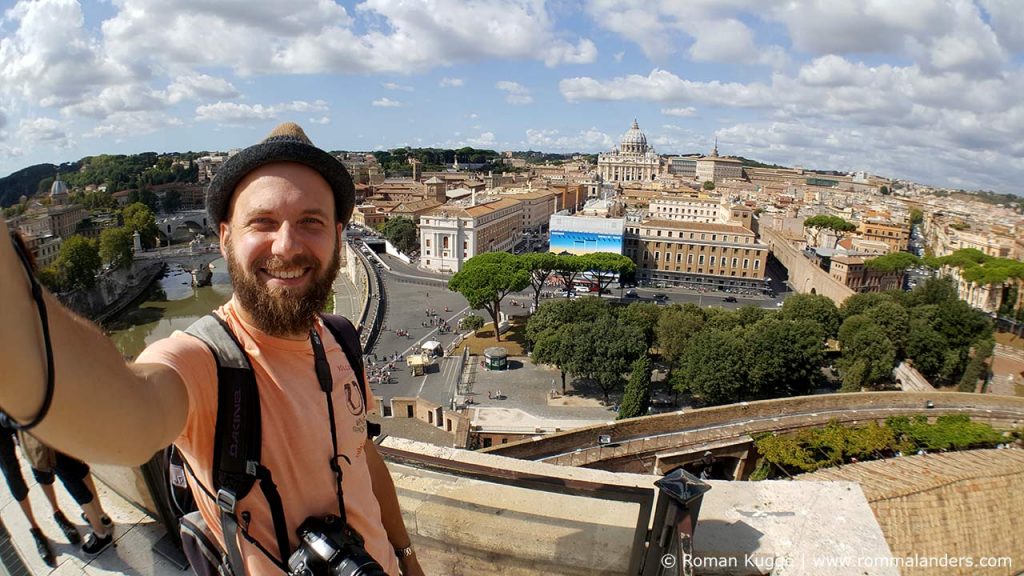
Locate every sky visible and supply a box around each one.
[1,0,1023,195]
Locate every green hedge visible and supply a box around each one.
[751,415,1006,479]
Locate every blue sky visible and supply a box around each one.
[1,0,1023,195]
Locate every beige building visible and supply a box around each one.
[624,220,769,291]
[489,189,557,232]
[351,204,387,229]
[695,141,744,184]
[21,232,62,269]
[829,255,904,293]
[17,204,87,241]
[389,199,444,223]
[597,120,660,183]
[419,198,522,273]
[858,219,910,253]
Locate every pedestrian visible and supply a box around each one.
[0,123,422,575]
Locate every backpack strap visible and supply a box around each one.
[320,314,381,439]
[184,314,291,573]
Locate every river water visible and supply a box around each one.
[106,259,233,359]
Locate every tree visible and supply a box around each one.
[122,202,159,249]
[864,252,919,274]
[803,215,857,248]
[744,317,825,398]
[521,252,559,310]
[905,320,947,378]
[909,208,923,226]
[655,303,705,363]
[672,328,748,405]
[162,189,182,213]
[460,314,484,335]
[618,357,652,420]
[702,180,715,190]
[448,252,530,341]
[839,292,895,320]
[879,185,890,195]
[565,315,646,403]
[581,252,635,296]
[836,322,895,391]
[863,301,910,356]
[380,217,418,254]
[532,324,574,394]
[54,236,101,291]
[958,338,994,392]
[780,293,841,338]
[617,302,662,349]
[552,254,586,297]
[99,227,134,270]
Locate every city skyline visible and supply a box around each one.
[1,0,1023,196]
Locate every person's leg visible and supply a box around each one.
[52,453,112,555]
[2,436,55,566]
[33,464,81,544]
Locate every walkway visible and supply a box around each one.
[0,458,180,576]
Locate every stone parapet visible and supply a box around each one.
[484,392,1024,463]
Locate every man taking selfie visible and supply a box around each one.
[0,122,424,576]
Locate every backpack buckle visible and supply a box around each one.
[216,489,237,514]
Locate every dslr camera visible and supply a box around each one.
[287,515,387,576]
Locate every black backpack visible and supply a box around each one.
[167,313,379,575]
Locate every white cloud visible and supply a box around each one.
[383,82,413,91]
[85,111,183,139]
[614,51,625,62]
[496,81,533,105]
[661,107,697,117]
[166,73,240,103]
[525,128,614,152]
[440,77,464,87]
[309,116,331,125]
[195,100,329,124]
[980,0,1024,51]
[0,0,124,108]
[464,132,496,147]
[17,117,73,149]
[372,97,402,108]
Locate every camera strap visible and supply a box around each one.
[309,328,349,524]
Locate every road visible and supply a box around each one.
[363,250,792,408]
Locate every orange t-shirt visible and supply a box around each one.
[137,298,399,575]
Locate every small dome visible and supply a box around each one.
[50,178,68,198]
[619,119,648,153]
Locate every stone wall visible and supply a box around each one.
[761,226,855,304]
[61,261,165,322]
[383,437,895,576]
[484,392,1024,462]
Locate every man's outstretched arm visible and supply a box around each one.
[365,439,425,576]
[0,218,189,465]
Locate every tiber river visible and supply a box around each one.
[106,260,232,359]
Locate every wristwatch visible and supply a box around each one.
[395,545,415,559]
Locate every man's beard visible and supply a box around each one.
[226,241,340,337]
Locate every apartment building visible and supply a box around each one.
[829,255,904,293]
[858,219,910,253]
[624,220,769,291]
[419,198,522,273]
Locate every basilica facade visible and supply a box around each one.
[597,120,660,183]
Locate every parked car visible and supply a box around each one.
[723,296,738,303]
[653,293,668,301]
